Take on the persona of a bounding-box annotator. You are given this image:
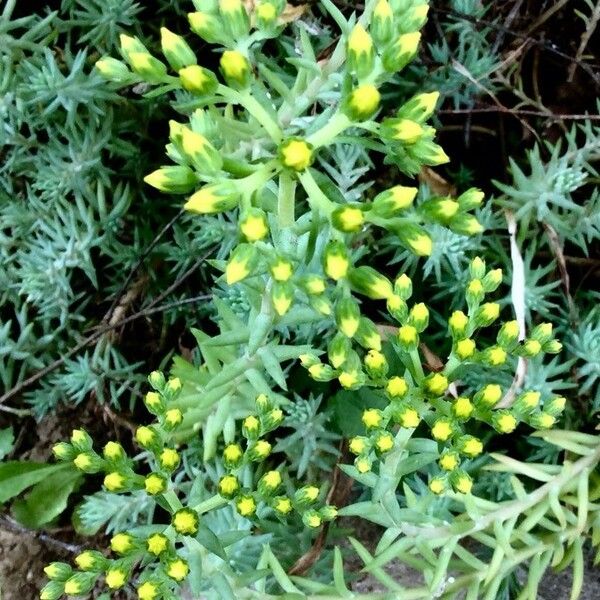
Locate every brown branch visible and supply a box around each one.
[0,515,83,554]
[0,292,211,408]
[439,107,600,120]
[568,0,600,81]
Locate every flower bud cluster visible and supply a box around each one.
[217,394,337,528]
[302,258,564,494]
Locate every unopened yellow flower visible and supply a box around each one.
[524,339,542,356]
[167,558,190,582]
[365,350,385,370]
[487,346,507,365]
[454,474,473,494]
[160,448,180,470]
[336,205,365,230]
[436,199,459,218]
[147,533,168,556]
[386,376,408,397]
[521,391,541,409]
[280,139,312,171]
[347,84,380,119]
[440,453,459,471]
[304,275,326,294]
[110,533,134,554]
[375,433,394,453]
[172,508,199,535]
[243,415,260,432]
[339,315,359,338]
[218,474,240,496]
[325,253,349,280]
[301,486,319,502]
[305,512,322,528]
[262,470,282,489]
[241,213,269,241]
[104,472,126,492]
[348,24,372,55]
[362,408,382,428]
[274,497,293,514]
[393,119,423,143]
[407,232,432,256]
[165,408,183,427]
[349,436,367,454]
[425,373,448,396]
[355,457,372,473]
[537,413,556,428]
[449,310,469,333]
[144,391,161,409]
[236,495,257,517]
[138,581,160,600]
[223,443,243,463]
[453,397,473,419]
[220,50,248,79]
[271,260,293,281]
[73,453,92,470]
[64,579,83,595]
[339,370,360,389]
[226,256,252,285]
[253,439,272,458]
[106,568,127,589]
[461,437,483,457]
[145,474,167,495]
[74,551,96,570]
[496,413,517,433]
[135,426,155,447]
[431,420,453,441]
[480,384,502,406]
[467,279,483,296]
[256,2,276,20]
[429,477,445,494]
[398,407,420,428]
[455,338,476,359]
[398,324,417,345]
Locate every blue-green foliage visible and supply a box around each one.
[0,1,231,415]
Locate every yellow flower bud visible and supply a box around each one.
[455,338,476,359]
[138,581,160,600]
[105,568,127,589]
[220,50,250,88]
[397,407,420,429]
[362,408,383,429]
[279,138,313,171]
[392,119,424,144]
[349,436,368,455]
[236,494,257,517]
[452,397,473,419]
[386,376,408,398]
[429,477,446,495]
[431,420,453,442]
[104,472,126,492]
[147,533,169,556]
[166,558,190,582]
[344,84,380,120]
[172,508,199,535]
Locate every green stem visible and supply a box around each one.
[306,112,351,148]
[162,489,183,512]
[193,494,228,514]
[409,348,425,382]
[218,85,283,143]
[298,170,335,216]
[277,172,296,228]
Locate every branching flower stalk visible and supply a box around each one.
[38,1,591,599]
